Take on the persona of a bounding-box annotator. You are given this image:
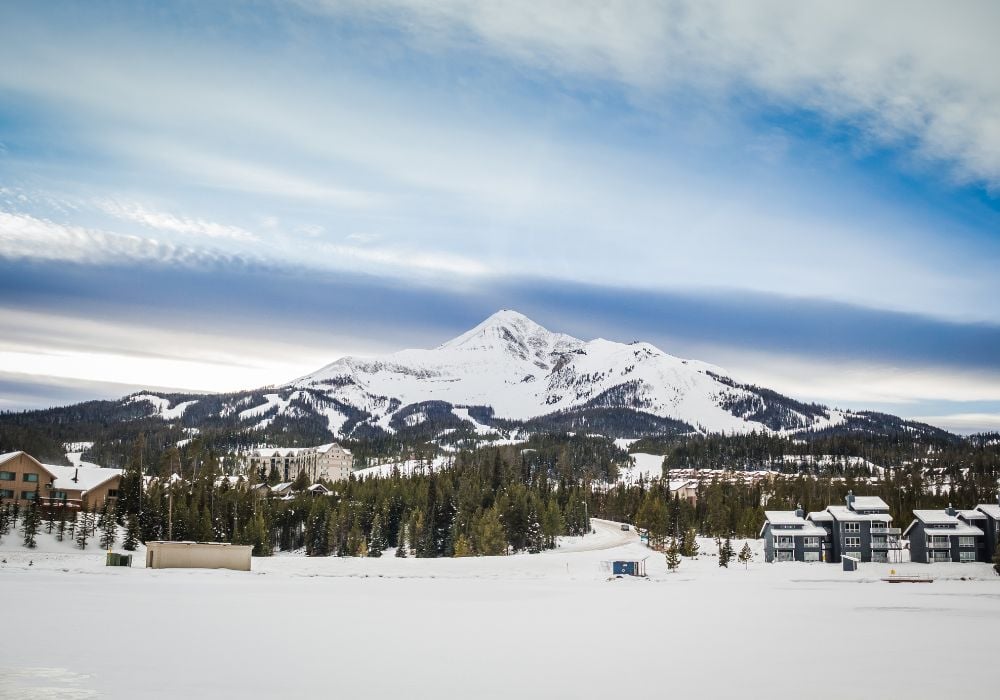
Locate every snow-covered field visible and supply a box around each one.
[1,520,997,699]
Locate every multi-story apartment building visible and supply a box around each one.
[247,443,353,483]
[0,450,122,511]
[761,506,831,562]
[971,499,1000,559]
[903,506,986,563]
[762,492,902,564]
[814,493,901,564]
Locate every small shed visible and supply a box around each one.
[842,555,859,572]
[607,557,648,577]
[145,541,253,571]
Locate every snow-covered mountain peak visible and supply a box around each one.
[284,309,848,438]
[437,310,583,365]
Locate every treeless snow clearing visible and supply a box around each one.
[1,520,996,699]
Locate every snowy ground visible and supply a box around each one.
[1,520,997,699]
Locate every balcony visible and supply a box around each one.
[869,527,900,535]
[926,540,952,549]
[871,539,888,549]
[774,541,795,549]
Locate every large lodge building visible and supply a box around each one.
[0,450,122,511]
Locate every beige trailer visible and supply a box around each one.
[145,541,253,571]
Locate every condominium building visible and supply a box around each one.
[761,492,902,564]
[760,506,831,562]
[903,506,986,563]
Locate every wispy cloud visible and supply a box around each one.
[0,210,242,267]
[97,199,257,242]
[311,0,1000,190]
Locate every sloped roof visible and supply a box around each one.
[976,504,1000,519]
[827,505,893,522]
[43,464,122,493]
[907,510,985,537]
[850,496,890,511]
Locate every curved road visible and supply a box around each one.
[551,517,641,553]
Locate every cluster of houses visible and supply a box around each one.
[761,491,1000,564]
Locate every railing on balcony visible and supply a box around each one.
[869,527,901,535]
[926,539,952,549]
[774,540,795,549]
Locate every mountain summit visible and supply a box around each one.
[288,310,845,437]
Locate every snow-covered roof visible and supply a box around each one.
[668,479,697,491]
[849,496,890,512]
[761,511,828,537]
[911,509,959,525]
[976,504,1000,519]
[43,464,122,493]
[958,509,986,520]
[906,510,985,537]
[806,511,833,522]
[826,505,893,523]
[0,450,22,464]
[764,511,808,526]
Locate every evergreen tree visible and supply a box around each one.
[75,511,90,550]
[99,501,117,550]
[665,536,681,572]
[453,534,474,557]
[395,529,408,558]
[993,541,1000,577]
[475,507,507,556]
[123,512,140,551]
[21,492,40,548]
[718,535,734,568]
[738,542,753,570]
[0,503,11,541]
[368,511,387,557]
[680,527,700,557]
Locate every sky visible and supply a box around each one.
[1,1,999,434]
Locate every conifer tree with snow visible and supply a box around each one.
[680,527,699,557]
[21,491,41,549]
[665,536,681,573]
[0,503,11,541]
[44,499,56,534]
[395,529,408,558]
[718,535,734,568]
[738,542,753,569]
[75,511,90,550]
[123,512,140,551]
[99,501,117,550]
[368,511,387,557]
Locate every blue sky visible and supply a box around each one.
[1,1,1000,433]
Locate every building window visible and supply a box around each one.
[0,471,14,481]
[107,489,119,498]
[22,490,37,500]
[843,522,860,533]
[844,536,861,549]
[0,488,14,499]
[23,473,39,483]
[775,551,793,562]
[803,537,820,547]
[803,551,820,562]
[52,490,68,500]
[871,552,888,563]
[958,537,975,548]
[959,550,976,562]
